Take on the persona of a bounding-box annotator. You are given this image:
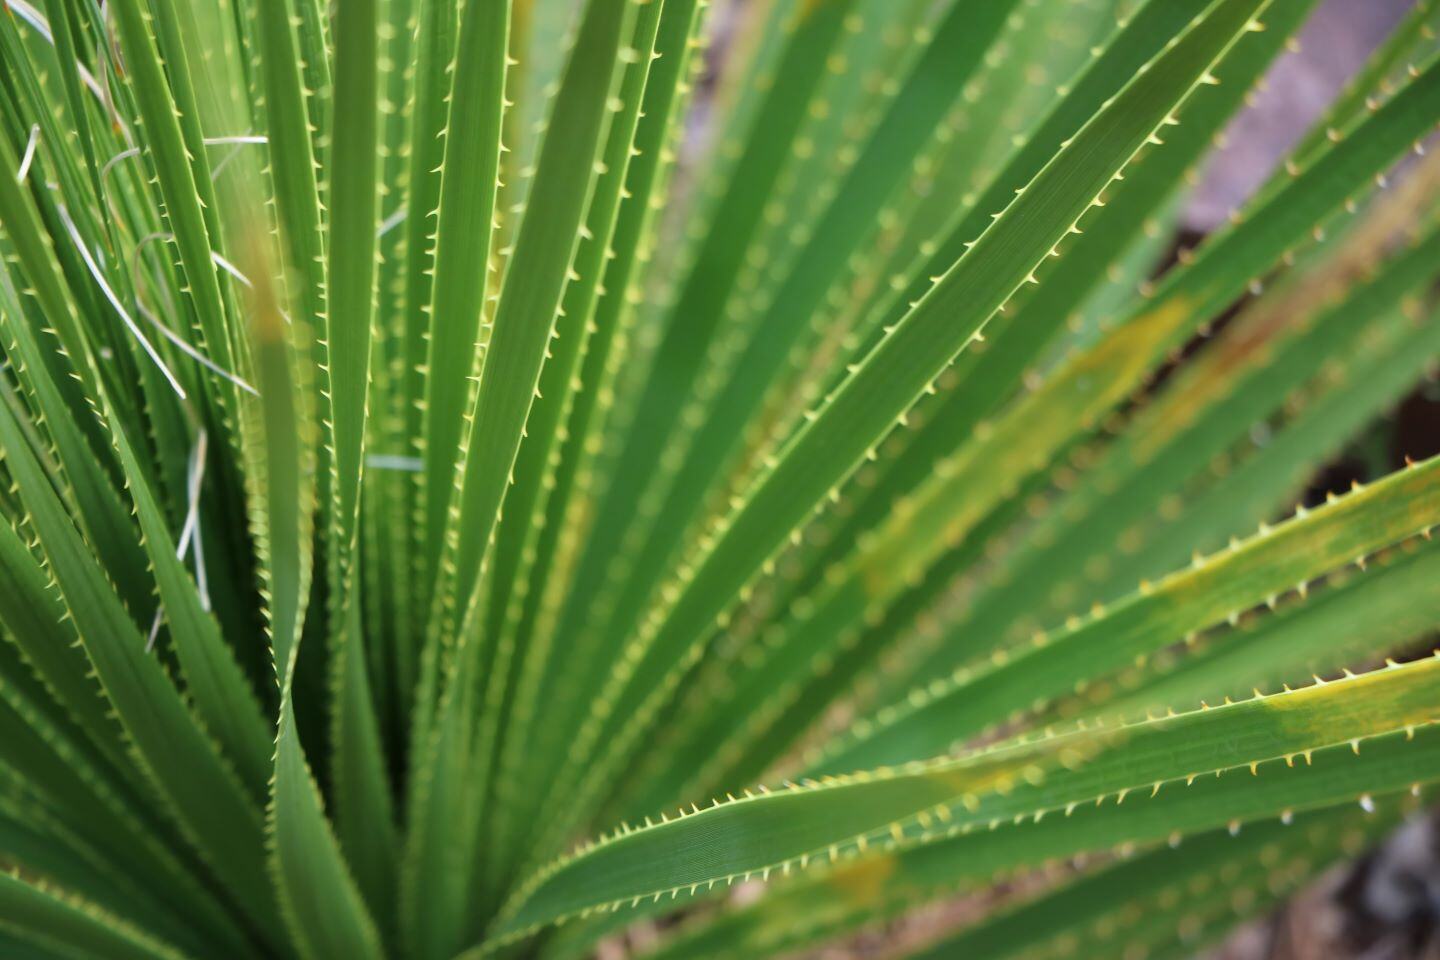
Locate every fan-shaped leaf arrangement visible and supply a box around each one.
[0,0,1438,957]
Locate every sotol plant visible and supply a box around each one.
[1,0,1439,956]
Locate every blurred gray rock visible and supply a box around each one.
[1186,0,1416,230]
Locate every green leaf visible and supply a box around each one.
[562,0,1024,753]
[817,456,1440,774]
[538,0,1281,851]
[1101,536,1440,723]
[431,0,633,640]
[807,0,1320,591]
[252,0,327,342]
[0,674,253,955]
[415,0,510,587]
[541,0,864,727]
[493,651,1440,940]
[397,0,462,650]
[109,0,241,407]
[911,800,1402,960]
[102,396,273,796]
[3,1,1438,954]
[321,0,400,932]
[647,735,1440,960]
[482,0,680,895]
[0,873,193,960]
[404,3,637,952]
[620,0,1336,806]
[832,50,1440,632]
[879,181,1440,703]
[0,362,279,939]
[243,249,383,960]
[0,121,101,404]
[493,0,709,871]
